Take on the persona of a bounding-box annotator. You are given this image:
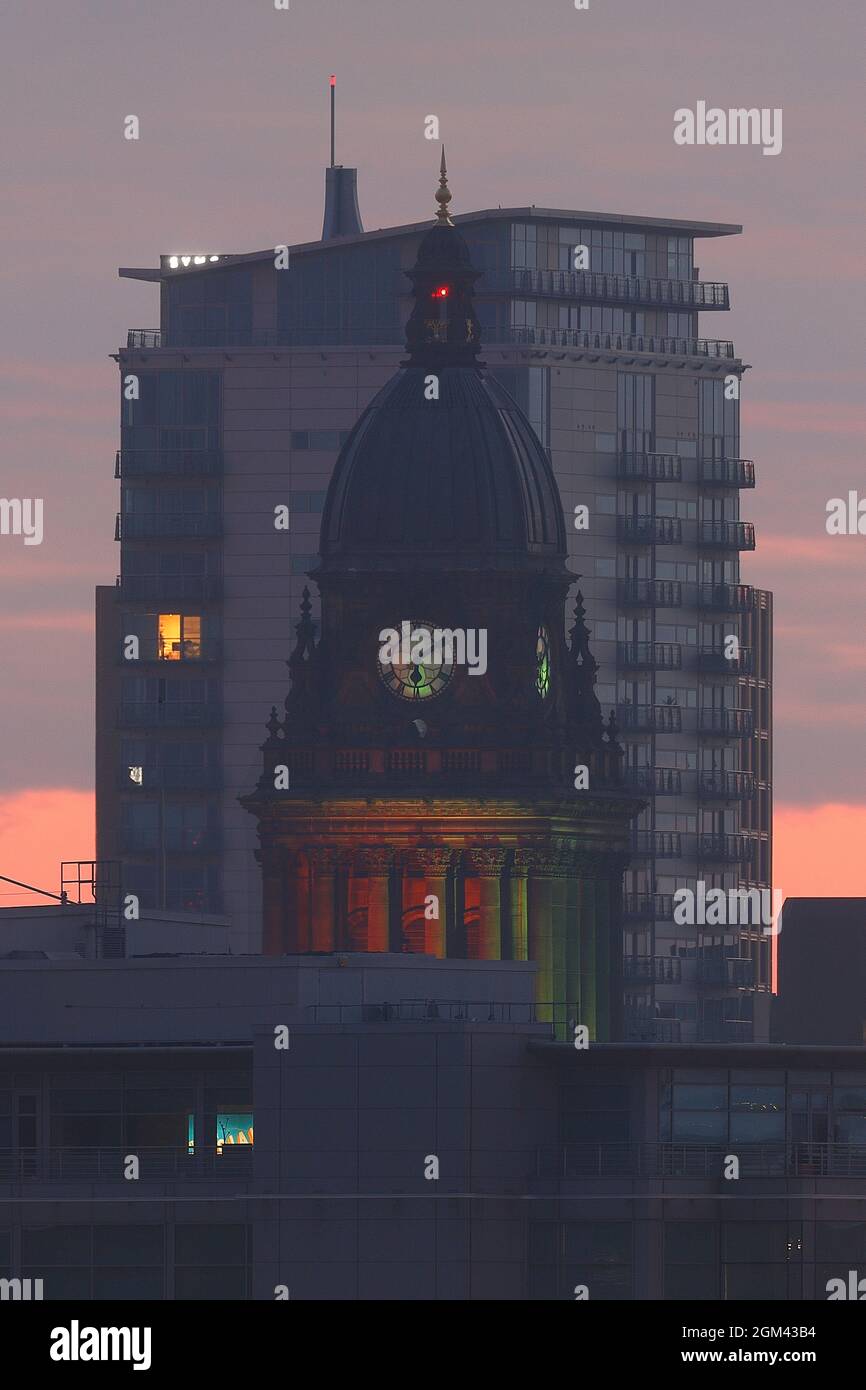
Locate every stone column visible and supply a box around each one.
[259,848,286,956]
[527,852,556,1018]
[464,848,507,960]
[285,849,311,954]
[507,852,530,962]
[310,846,338,952]
[401,848,453,957]
[354,848,393,953]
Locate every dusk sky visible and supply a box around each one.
[0,0,863,905]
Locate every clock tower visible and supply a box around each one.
[242,156,640,1039]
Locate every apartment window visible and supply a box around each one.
[656,497,697,520]
[290,429,350,450]
[667,312,694,338]
[656,561,697,583]
[595,557,616,577]
[657,625,697,645]
[157,614,201,661]
[657,686,697,707]
[489,367,550,448]
[592,621,616,641]
[122,371,220,452]
[667,237,693,280]
[657,813,697,833]
[617,372,654,452]
[165,268,253,348]
[699,378,739,458]
[22,1225,164,1301]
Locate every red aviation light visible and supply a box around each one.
[432,286,450,299]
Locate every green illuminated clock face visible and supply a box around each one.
[378,621,455,701]
[535,624,551,698]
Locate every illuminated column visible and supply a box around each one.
[508,852,530,962]
[310,846,338,951]
[259,847,285,956]
[565,866,583,1026]
[355,848,392,953]
[464,848,507,959]
[580,876,599,1040]
[401,848,452,957]
[550,849,571,1035]
[284,848,311,953]
[527,854,555,1019]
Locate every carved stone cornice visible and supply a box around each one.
[308,845,340,873]
[463,847,508,875]
[352,847,396,875]
[400,846,454,875]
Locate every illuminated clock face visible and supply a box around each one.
[535,625,551,698]
[378,621,455,701]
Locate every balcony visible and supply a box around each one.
[618,579,682,608]
[118,701,222,728]
[498,326,735,358]
[697,1018,753,1043]
[696,957,756,987]
[697,582,754,612]
[486,267,730,309]
[617,515,682,545]
[698,832,751,863]
[631,831,682,857]
[698,769,756,799]
[544,1142,866,1180]
[698,707,754,736]
[623,1012,682,1042]
[0,1146,252,1182]
[623,767,682,795]
[698,520,756,550]
[697,646,754,675]
[116,513,222,540]
[118,575,222,602]
[700,457,755,488]
[616,453,682,482]
[119,637,221,664]
[119,766,222,792]
[618,641,681,671]
[618,704,682,733]
[127,330,162,348]
[116,449,223,478]
[623,892,676,920]
[623,956,683,984]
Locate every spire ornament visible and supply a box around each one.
[434,146,454,226]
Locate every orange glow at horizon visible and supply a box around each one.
[0,791,864,913]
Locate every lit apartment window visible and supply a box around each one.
[158,614,202,660]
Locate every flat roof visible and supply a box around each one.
[119,206,742,282]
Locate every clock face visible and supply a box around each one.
[378,620,455,701]
[535,624,551,698]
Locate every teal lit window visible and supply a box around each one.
[536,625,551,698]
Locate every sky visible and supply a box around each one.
[0,0,863,906]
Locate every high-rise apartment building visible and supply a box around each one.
[96,160,772,1040]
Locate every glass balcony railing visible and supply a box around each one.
[118,702,222,728]
[618,705,682,733]
[117,575,222,602]
[484,267,730,309]
[116,449,223,478]
[618,579,682,608]
[617,642,682,670]
[623,956,683,983]
[623,892,676,920]
[698,770,756,800]
[696,583,754,612]
[617,453,682,482]
[623,767,682,795]
[699,457,756,488]
[698,520,756,550]
[117,513,222,540]
[617,516,682,545]
[696,646,754,675]
[698,708,754,736]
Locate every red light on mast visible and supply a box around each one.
[330,75,336,87]
[432,286,450,299]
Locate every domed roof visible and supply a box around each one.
[318,156,568,574]
[319,365,568,572]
